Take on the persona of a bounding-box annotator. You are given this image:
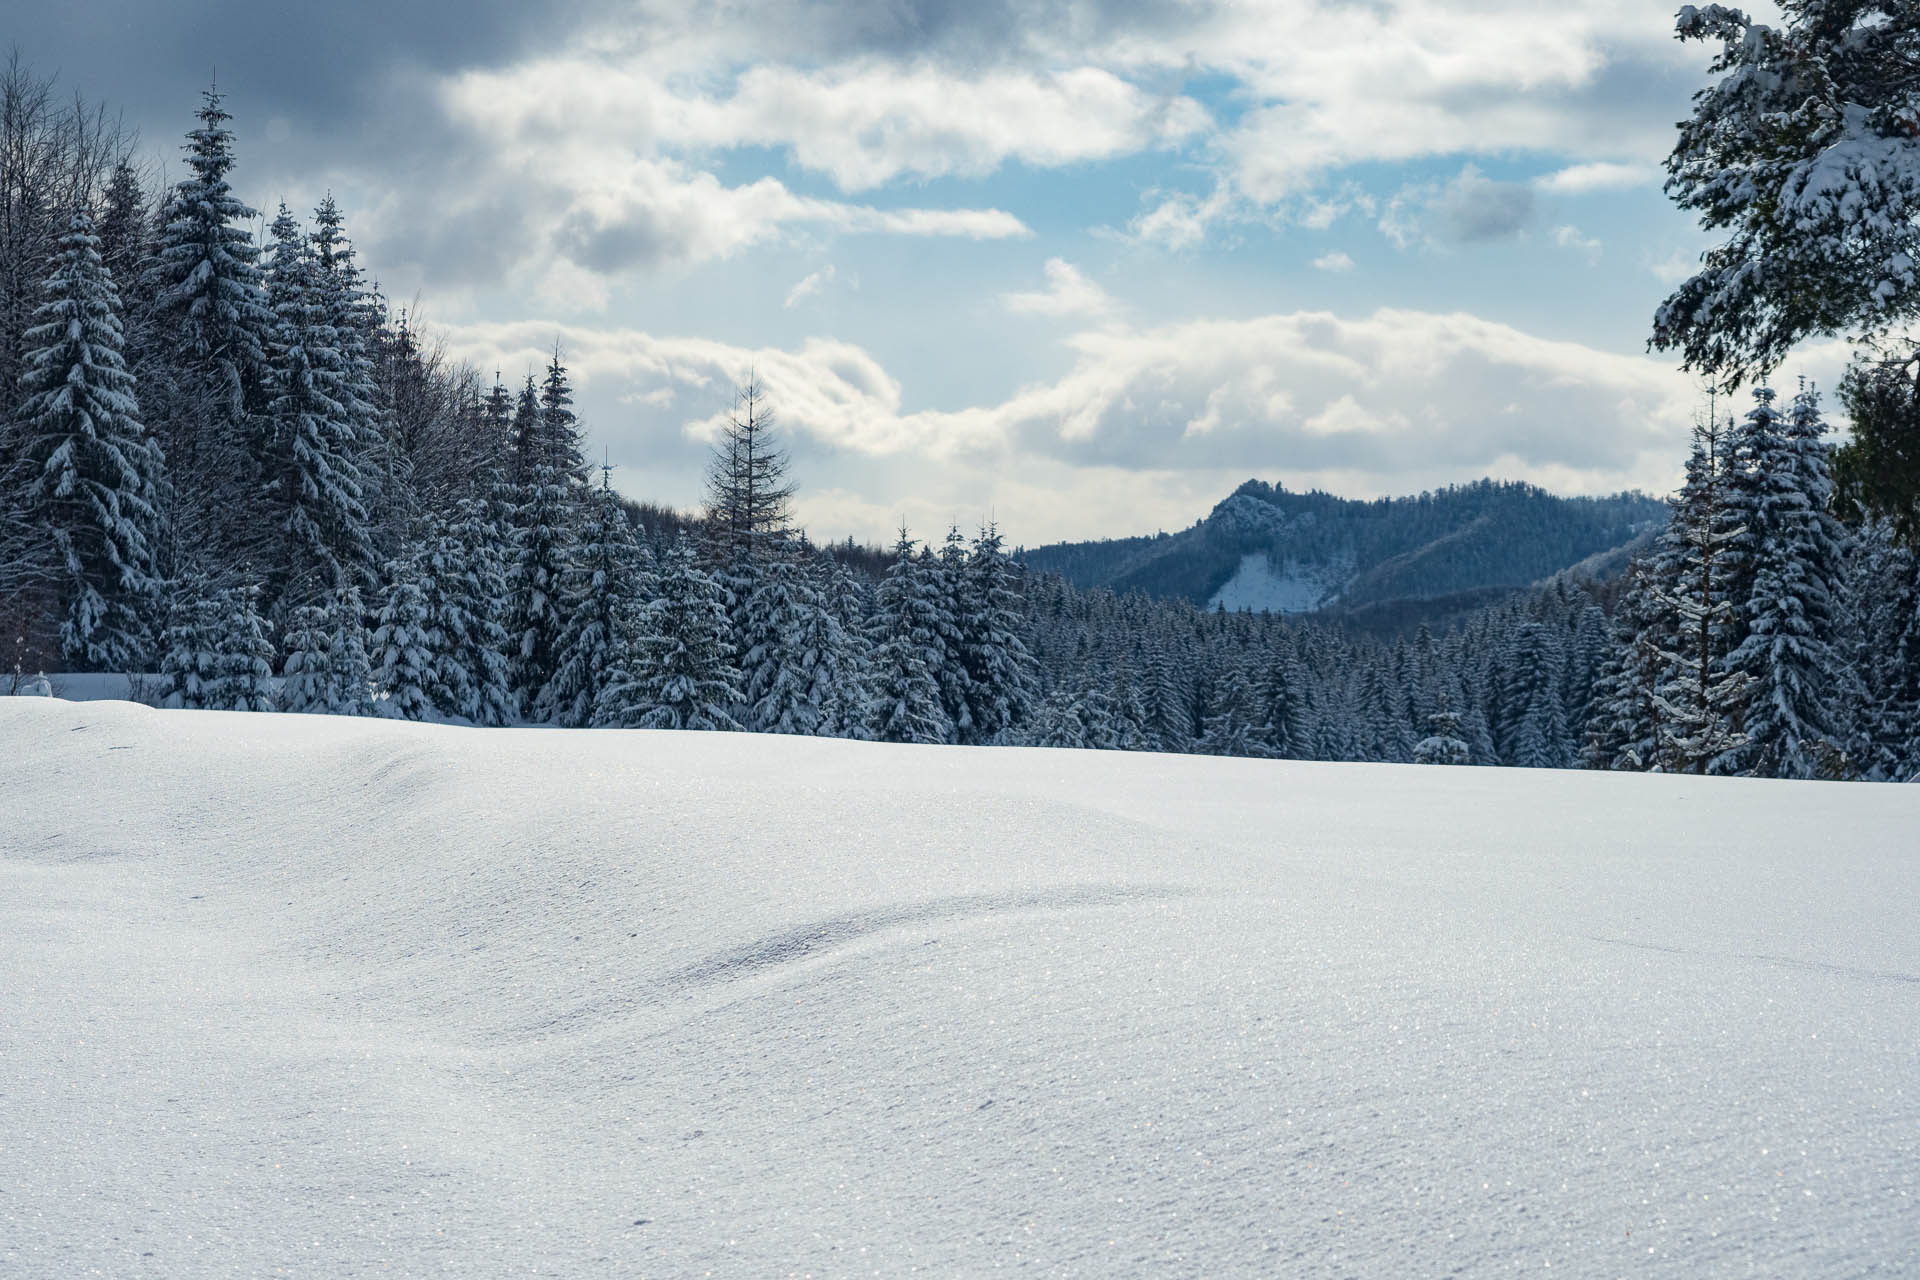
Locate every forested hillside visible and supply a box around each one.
[1021,480,1665,610]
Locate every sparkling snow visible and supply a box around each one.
[2,697,1916,1276]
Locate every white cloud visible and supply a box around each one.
[1535,161,1656,193]
[784,266,836,309]
[1381,166,1534,248]
[1551,224,1603,261]
[1312,250,1355,272]
[1648,248,1698,285]
[435,305,1706,542]
[1003,259,1116,318]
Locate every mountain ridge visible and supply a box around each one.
[1019,477,1665,612]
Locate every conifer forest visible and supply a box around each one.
[2,23,1917,781]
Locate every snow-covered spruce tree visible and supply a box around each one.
[505,357,588,715]
[142,88,273,553]
[158,572,222,709]
[536,475,647,728]
[15,209,164,670]
[1413,699,1472,765]
[1655,1,1920,387]
[205,582,276,711]
[433,498,514,725]
[1027,685,1087,748]
[956,523,1037,743]
[594,534,740,731]
[1651,417,1751,773]
[1717,384,1850,776]
[738,556,838,735]
[307,194,385,543]
[261,204,375,606]
[866,529,955,744]
[371,558,434,721]
[930,527,976,740]
[1580,560,1668,770]
[278,603,335,714]
[1254,645,1309,759]
[1497,622,1570,769]
[326,583,374,715]
[506,456,577,716]
[1196,662,1260,757]
[814,558,875,739]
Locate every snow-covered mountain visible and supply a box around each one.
[5,697,1915,1276]
[1021,479,1666,613]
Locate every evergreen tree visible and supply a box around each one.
[1413,700,1472,765]
[739,556,843,735]
[1581,561,1667,770]
[956,523,1037,743]
[1196,662,1260,756]
[325,583,374,715]
[433,498,514,725]
[142,87,272,554]
[279,602,338,714]
[307,194,384,543]
[1651,417,1751,773]
[1718,384,1850,776]
[261,204,374,604]
[537,474,646,727]
[15,209,163,669]
[206,581,276,711]
[371,558,434,720]
[595,535,741,731]
[158,572,221,708]
[867,528,953,744]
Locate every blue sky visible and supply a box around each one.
[25,0,1842,544]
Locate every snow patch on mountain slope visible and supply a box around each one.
[1208,551,1344,612]
[3,697,1916,1277]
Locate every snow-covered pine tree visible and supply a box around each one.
[929,526,975,740]
[1413,699,1472,765]
[278,602,335,714]
[738,556,830,735]
[326,583,374,715]
[506,457,577,716]
[1196,662,1260,756]
[261,204,374,606]
[1254,645,1308,759]
[814,558,875,739]
[1651,417,1751,773]
[1580,560,1668,770]
[371,558,434,720]
[595,534,740,731]
[16,209,164,670]
[1716,383,1850,777]
[1027,685,1088,748]
[307,194,385,550]
[142,88,273,554]
[1499,622,1570,769]
[956,523,1037,743]
[434,498,514,725]
[867,528,954,744]
[158,572,221,709]
[206,581,276,711]
[536,473,647,727]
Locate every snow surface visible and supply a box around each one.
[3,696,1917,1276]
[1208,551,1338,613]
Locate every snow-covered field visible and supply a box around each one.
[3,696,1916,1277]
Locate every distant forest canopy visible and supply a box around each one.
[1021,478,1666,608]
[1,54,1916,783]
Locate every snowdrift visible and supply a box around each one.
[2,697,1915,1276]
